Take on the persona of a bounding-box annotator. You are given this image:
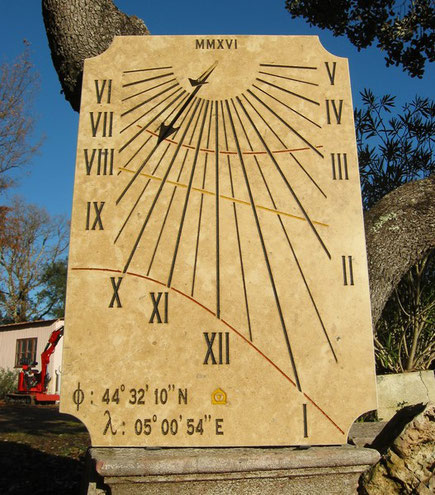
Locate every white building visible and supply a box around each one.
[0,319,64,395]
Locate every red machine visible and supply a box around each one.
[7,327,64,404]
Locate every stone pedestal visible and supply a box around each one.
[86,446,380,494]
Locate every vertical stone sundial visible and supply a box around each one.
[61,35,377,447]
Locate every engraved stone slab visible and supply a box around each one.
[61,35,377,447]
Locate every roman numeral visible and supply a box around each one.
[303,403,308,438]
[325,62,337,85]
[109,277,122,308]
[85,201,105,230]
[342,255,355,286]
[203,332,230,365]
[331,153,349,180]
[149,292,169,323]
[90,111,113,137]
[326,99,343,124]
[95,79,112,104]
[84,148,114,175]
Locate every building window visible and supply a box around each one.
[15,338,37,367]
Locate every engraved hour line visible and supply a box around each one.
[247,89,323,158]
[119,88,185,147]
[119,167,329,227]
[259,63,317,70]
[119,93,190,171]
[114,103,195,245]
[121,81,180,117]
[215,101,221,318]
[121,99,203,276]
[221,100,252,341]
[167,100,210,287]
[238,95,331,259]
[72,267,345,436]
[258,70,319,87]
[122,71,174,88]
[191,103,214,297]
[303,404,309,437]
[123,66,173,74]
[251,84,321,128]
[122,77,177,102]
[342,255,354,286]
[230,99,336,360]
[116,95,194,204]
[242,92,326,198]
[146,103,204,276]
[126,103,200,276]
[256,78,319,106]
[226,99,302,391]
[120,86,185,134]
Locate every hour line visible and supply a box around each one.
[236,95,331,259]
[221,100,252,342]
[191,102,214,297]
[241,93,326,198]
[230,97,336,360]
[121,99,203,275]
[117,166,329,227]
[251,84,321,128]
[115,139,175,244]
[214,101,220,318]
[226,98,302,390]
[167,100,210,287]
[247,89,323,157]
[120,86,185,134]
[123,66,173,74]
[258,70,319,87]
[147,102,204,276]
[256,78,319,106]
[122,77,178,102]
[117,94,196,204]
[115,100,201,244]
[121,82,180,117]
[260,63,317,70]
[122,71,174,88]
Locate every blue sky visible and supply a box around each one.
[1,0,433,218]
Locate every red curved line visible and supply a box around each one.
[143,129,323,156]
[71,266,344,435]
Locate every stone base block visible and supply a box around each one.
[86,446,380,494]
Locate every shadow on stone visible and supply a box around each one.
[0,440,85,494]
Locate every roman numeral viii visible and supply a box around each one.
[84,148,114,175]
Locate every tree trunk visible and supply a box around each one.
[365,175,435,325]
[42,0,149,111]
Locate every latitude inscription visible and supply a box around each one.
[61,35,377,447]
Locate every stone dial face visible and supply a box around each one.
[61,36,376,447]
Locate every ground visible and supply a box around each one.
[0,402,90,494]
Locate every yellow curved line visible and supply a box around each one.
[118,167,329,227]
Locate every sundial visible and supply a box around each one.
[61,35,377,446]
